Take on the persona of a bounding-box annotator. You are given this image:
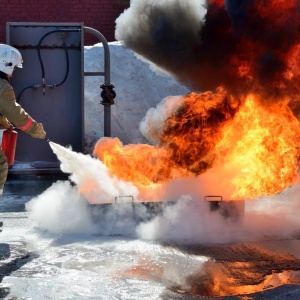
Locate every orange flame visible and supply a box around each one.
[117,258,300,297]
[216,94,300,199]
[93,88,300,200]
[94,136,177,189]
[188,267,300,297]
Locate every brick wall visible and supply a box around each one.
[0,0,130,45]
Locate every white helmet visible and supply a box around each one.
[0,44,23,75]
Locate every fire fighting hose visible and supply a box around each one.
[16,28,80,103]
[37,29,74,87]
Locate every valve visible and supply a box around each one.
[42,78,47,96]
[100,83,116,105]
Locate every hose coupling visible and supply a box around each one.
[42,78,47,96]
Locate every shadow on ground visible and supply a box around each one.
[0,243,38,299]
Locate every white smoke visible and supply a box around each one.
[26,180,94,234]
[115,0,208,90]
[242,183,300,238]
[115,0,207,42]
[139,95,185,144]
[136,181,300,243]
[136,195,240,243]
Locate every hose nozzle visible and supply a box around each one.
[45,137,50,142]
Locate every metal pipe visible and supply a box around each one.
[84,26,113,137]
[103,105,111,138]
[84,26,110,84]
[84,72,105,76]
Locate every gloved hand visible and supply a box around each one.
[30,123,46,139]
[0,116,13,130]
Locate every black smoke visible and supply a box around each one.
[115,0,300,102]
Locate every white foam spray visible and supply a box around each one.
[48,141,139,204]
[26,142,142,236]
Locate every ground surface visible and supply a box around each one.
[0,176,300,300]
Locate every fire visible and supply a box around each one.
[187,268,300,297]
[94,88,300,200]
[118,258,300,297]
[94,87,238,191]
[94,137,174,189]
[216,95,300,199]
[94,0,300,200]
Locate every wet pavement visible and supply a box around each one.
[0,175,300,299]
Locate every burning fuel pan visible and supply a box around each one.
[205,195,245,222]
[89,195,245,229]
[89,197,178,225]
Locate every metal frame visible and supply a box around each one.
[83,26,113,137]
[4,22,114,174]
[6,22,84,173]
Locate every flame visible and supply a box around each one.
[117,257,300,297]
[94,136,177,190]
[122,257,164,282]
[216,95,300,199]
[188,268,300,297]
[94,87,239,191]
[94,0,300,200]
[94,88,300,200]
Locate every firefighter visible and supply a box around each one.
[0,44,46,197]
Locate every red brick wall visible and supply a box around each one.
[0,0,130,45]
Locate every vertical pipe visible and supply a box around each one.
[84,27,111,84]
[104,106,111,137]
[103,105,111,137]
[84,27,112,137]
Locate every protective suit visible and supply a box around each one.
[0,44,46,197]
